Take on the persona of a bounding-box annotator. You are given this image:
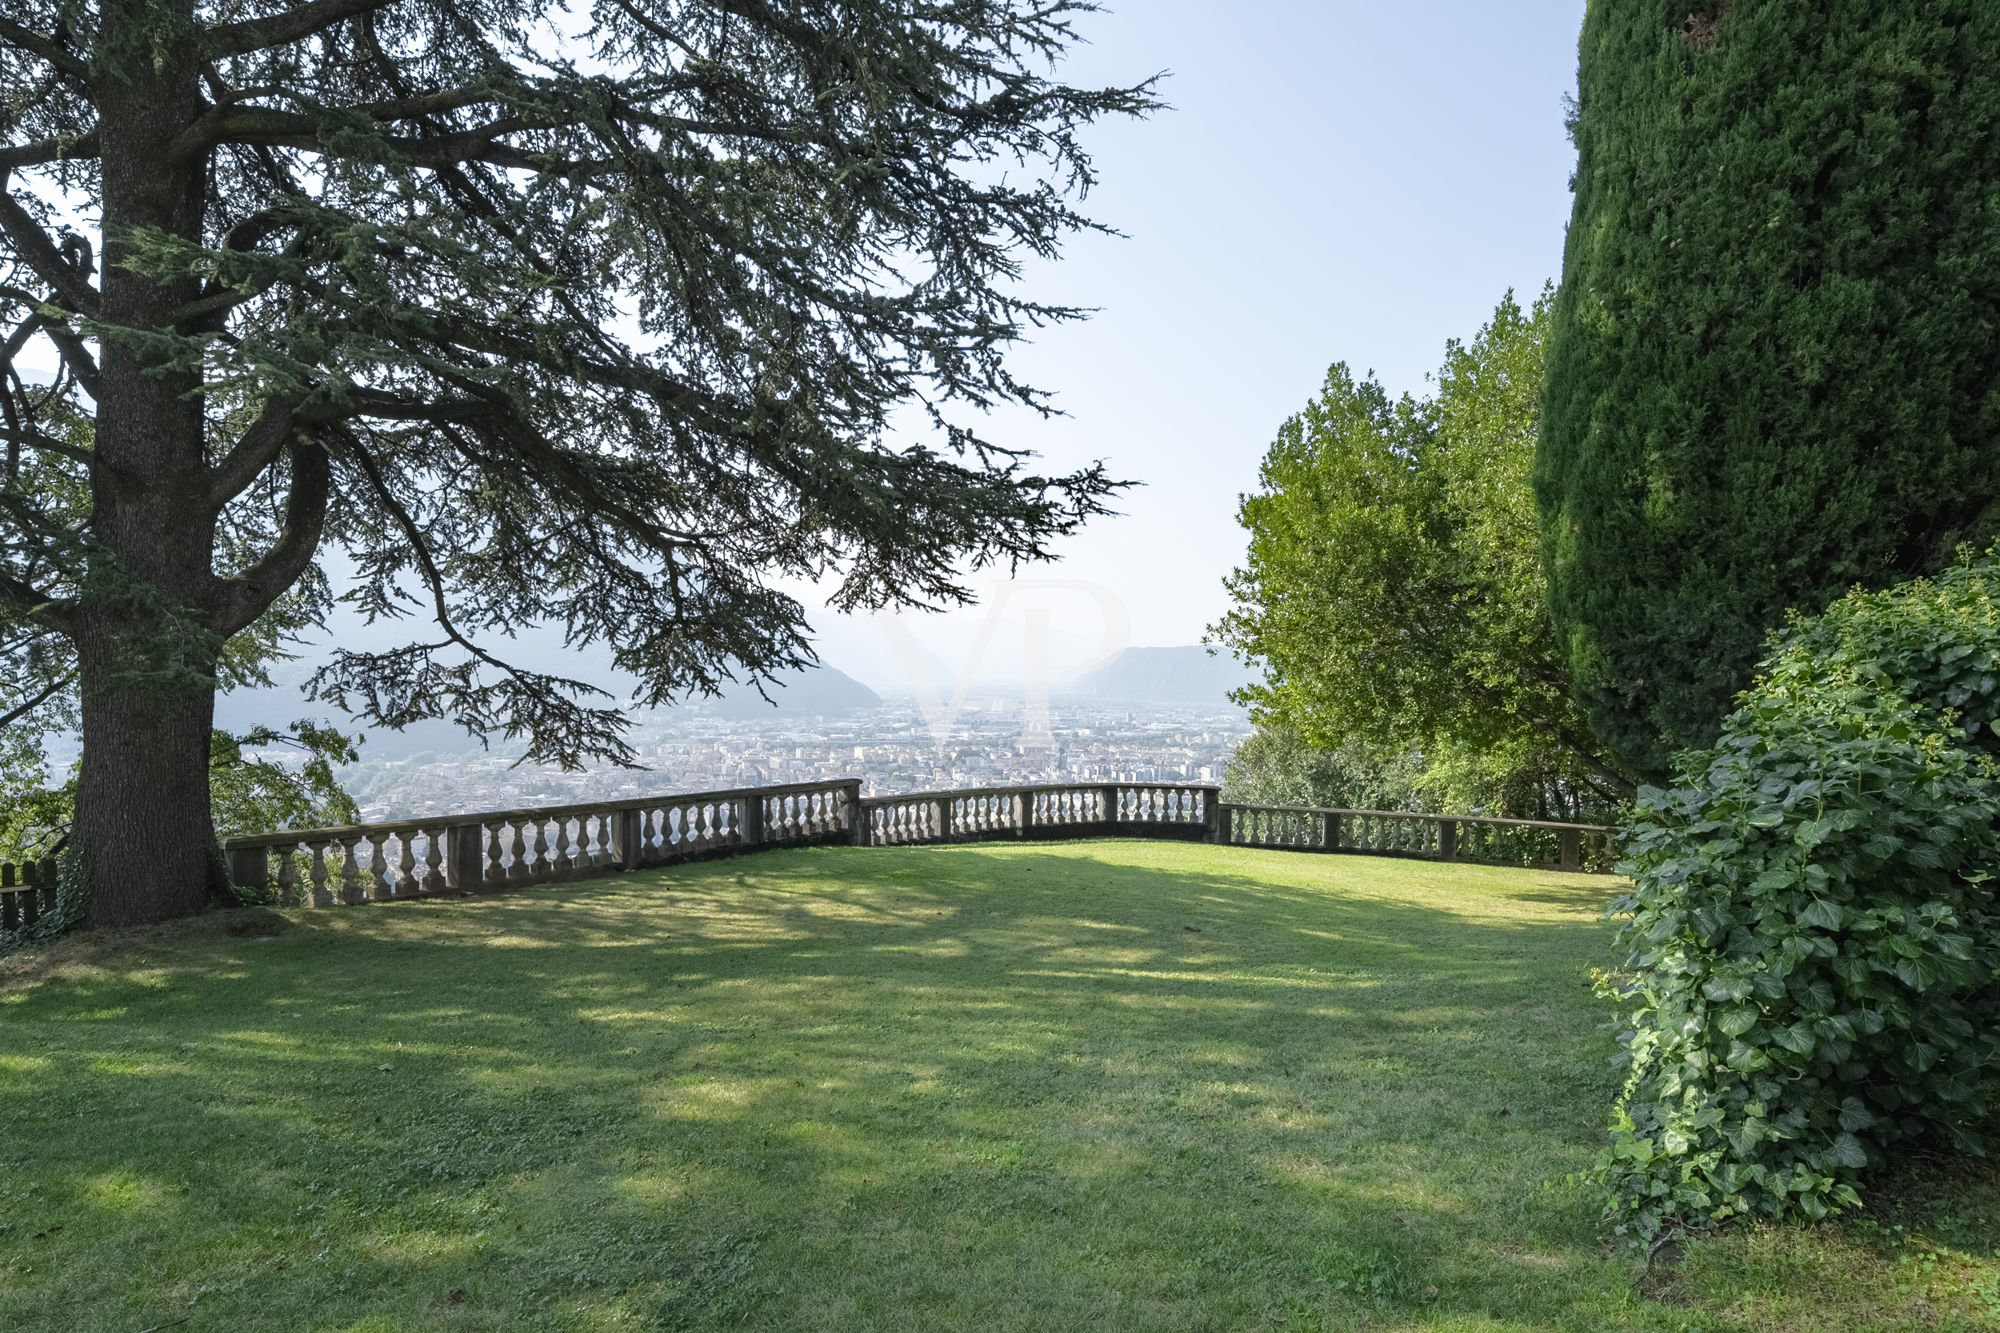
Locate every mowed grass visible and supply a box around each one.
[2,842,1997,1332]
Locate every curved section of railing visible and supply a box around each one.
[215,780,1617,907]
[858,781,1216,847]
[1218,801,1618,873]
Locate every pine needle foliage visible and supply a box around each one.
[1538,1,2000,780]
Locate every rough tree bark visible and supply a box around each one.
[73,4,231,924]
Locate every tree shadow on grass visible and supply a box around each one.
[0,843,1641,1331]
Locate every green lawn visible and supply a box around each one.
[2,841,1996,1332]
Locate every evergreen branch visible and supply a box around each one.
[0,669,73,730]
[322,429,638,769]
[205,0,399,59]
[0,17,88,83]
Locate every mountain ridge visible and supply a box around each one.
[1065,645,1254,707]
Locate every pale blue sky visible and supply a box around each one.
[824,0,1590,686]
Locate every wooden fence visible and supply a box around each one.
[0,856,60,933]
[210,780,1618,907]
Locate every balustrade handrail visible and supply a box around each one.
[855,780,1216,808]
[217,778,856,850]
[1222,802,1615,833]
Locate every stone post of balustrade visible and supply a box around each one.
[1559,828,1582,873]
[843,780,868,846]
[1438,819,1458,862]
[444,823,485,891]
[609,808,645,870]
[1199,787,1224,843]
[227,844,269,897]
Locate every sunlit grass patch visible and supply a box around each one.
[0,841,1994,1331]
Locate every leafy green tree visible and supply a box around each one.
[209,721,361,841]
[1213,291,1630,821]
[1538,1,2000,780]
[1221,726,1423,813]
[0,1,1155,925]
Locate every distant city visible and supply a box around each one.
[253,644,1260,822]
[338,696,1252,822]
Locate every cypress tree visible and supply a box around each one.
[1537,0,2000,779]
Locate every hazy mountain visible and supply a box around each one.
[214,628,882,760]
[697,663,883,720]
[1066,646,1255,707]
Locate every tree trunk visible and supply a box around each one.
[73,5,225,927]
[73,635,225,926]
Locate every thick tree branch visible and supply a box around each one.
[208,389,505,510]
[327,390,505,424]
[1467,678,1636,800]
[179,105,596,174]
[206,395,298,508]
[0,130,99,169]
[0,286,100,399]
[210,437,331,635]
[0,424,91,465]
[0,17,88,82]
[205,0,398,59]
[0,567,53,619]
[0,191,99,317]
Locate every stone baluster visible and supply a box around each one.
[393,834,415,895]
[419,830,442,893]
[333,836,361,905]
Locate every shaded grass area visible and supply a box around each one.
[0,840,1994,1331]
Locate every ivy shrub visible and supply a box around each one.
[1600,558,2000,1238]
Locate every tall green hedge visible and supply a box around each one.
[1537,0,2000,780]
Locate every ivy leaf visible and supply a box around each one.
[1717,1008,1759,1038]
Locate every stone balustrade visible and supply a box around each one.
[1218,801,1617,873]
[207,780,1618,907]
